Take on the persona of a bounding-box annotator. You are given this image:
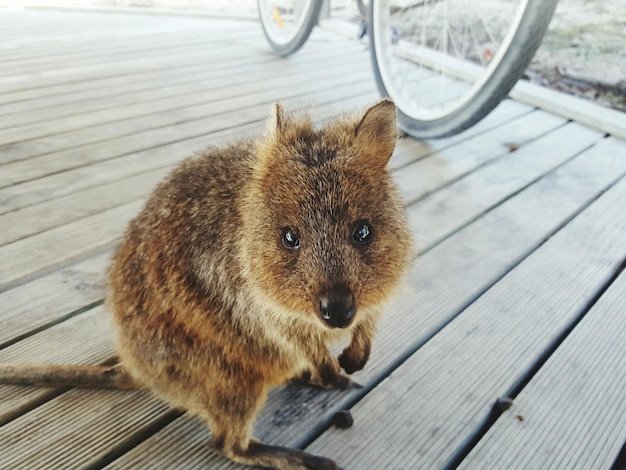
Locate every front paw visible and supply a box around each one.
[338,345,370,375]
[304,363,352,390]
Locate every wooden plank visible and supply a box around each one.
[0,79,377,212]
[0,17,339,94]
[0,32,256,80]
[0,90,385,291]
[26,4,259,22]
[0,169,168,246]
[0,27,213,60]
[0,40,359,126]
[0,30,299,107]
[104,416,233,469]
[0,13,182,44]
[0,43,275,118]
[393,109,565,204]
[0,65,372,171]
[0,388,170,470]
[0,25,354,103]
[0,90,387,247]
[388,99,534,171]
[306,152,626,469]
[0,99,534,247]
[411,122,603,250]
[0,253,107,346]
[510,78,626,141]
[0,99,528,216]
[0,45,368,152]
[104,138,626,468]
[0,29,259,76]
[460,270,626,469]
[0,12,239,50]
[0,41,259,95]
[0,22,336,103]
[0,200,144,291]
[0,306,115,422]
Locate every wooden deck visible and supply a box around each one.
[1,9,625,470]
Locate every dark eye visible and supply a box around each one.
[352,221,373,244]
[282,228,300,250]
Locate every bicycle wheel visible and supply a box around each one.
[369,0,558,138]
[258,0,322,56]
[357,0,368,17]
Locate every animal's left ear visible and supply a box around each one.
[266,102,285,137]
[353,99,397,167]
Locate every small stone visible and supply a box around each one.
[332,410,353,429]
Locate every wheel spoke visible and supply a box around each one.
[370,0,558,137]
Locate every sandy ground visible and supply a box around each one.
[2,0,624,111]
[529,0,626,111]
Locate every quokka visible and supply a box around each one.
[1,99,414,469]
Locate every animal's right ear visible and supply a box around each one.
[353,99,397,167]
[266,102,284,136]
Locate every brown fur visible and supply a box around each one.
[1,100,413,469]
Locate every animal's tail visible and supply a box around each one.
[0,363,139,389]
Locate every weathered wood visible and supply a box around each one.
[0,96,393,291]
[307,151,626,469]
[0,42,254,93]
[0,200,144,290]
[393,109,565,204]
[0,79,377,212]
[460,269,626,469]
[0,29,259,77]
[0,64,371,186]
[0,56,371,165]
[2,10,625,470]
[411,122,603,250]
[0,388,170,470]
[0,35,256,82]
[510,77,626,141]
[0,306,116,421]
[0,40,359,129]
[0,38,288,109]
[0,100,534,247]
[0,43,364,145]
[0,253,107,346]
[388,100,534,171]
[0,169,166,247]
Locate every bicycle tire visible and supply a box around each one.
[369,0,559,138]
[357,0,368,18]
[258,0,322,57]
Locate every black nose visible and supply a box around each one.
[317,288,356,329]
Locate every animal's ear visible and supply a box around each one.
[353,99,397,167]
[267,102,285,136]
